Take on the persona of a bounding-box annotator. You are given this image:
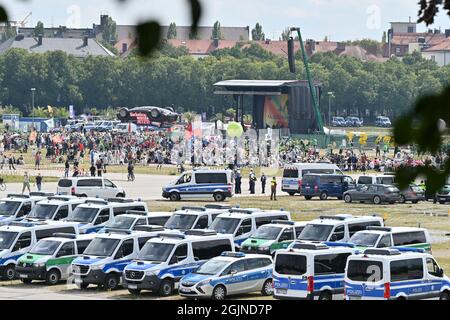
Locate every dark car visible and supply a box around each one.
[435,184,450,204]
[117,106,179,125]
[343,184,401,205]
[301,174,355,200]
[399,184,425,204]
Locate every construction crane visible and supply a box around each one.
[19,12,32,27]
[288,27,325,134]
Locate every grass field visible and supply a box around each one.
[0,175,59,183]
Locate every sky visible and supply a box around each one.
[4,0,450,41]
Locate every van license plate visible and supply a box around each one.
[276,289,287,294]
[19,274,28,278]
[440,198,446,202]
[128,284,137,289]
[180,288,191,293]
[74,278,83,284]
[348,296,361,300]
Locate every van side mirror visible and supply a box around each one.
[13,243,21,252]
[230,269,237,275]
[115,250,124,259]
[437,268,444,277]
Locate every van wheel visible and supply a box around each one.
[76,282,89,289]
[80,194,88,198]
[261,279,273,296]
[288,192,295,196]
[169,192,180,201]
[21,279,32,284]
[319,291,332,300]
[104,273,120,290]
[128,288,141,295]
[213,192,225,202]
[439,201,446,205]
[116,193,125,198]
[159,279,174,296]
[4,264,16,280]
[373,196,382,205]
[212,285,227,300]
[320,192,328,200]
[344,194,352,203]
[46,269,61,285]
[304,196,313,200]
[440,291,450,300]
[399,195,406,204]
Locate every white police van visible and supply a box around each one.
[349,227,432,252]
[99,211,156,233]
[282,163,342,196]
[65,198,147,234]
[164,206,230,232]
[0,221,79,280]
[0,193,52,226]
[162,169,234,202]
[123,230,235,296]
[179,252,273,300]
[345,248,450,300]
[297,214,384,243]
[26,195,86,222]
[71,230,159,290]
[15,233,96,285]
[273,242,358,300]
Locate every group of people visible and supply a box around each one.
[234,169,278,200]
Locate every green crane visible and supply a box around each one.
[289,27,324,133]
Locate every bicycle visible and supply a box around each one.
[0,177,6,191]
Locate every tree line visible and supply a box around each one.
[0,44,448,122]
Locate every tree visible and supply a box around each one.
[251,23,265,41]
[2,22,16,42]
[189,28,200,40]
[381,31,387,43]
[167,22,177,39]
[33,21,44,37]
[102,16,118,45]
[280,28,290,41]
[211,21,223,40]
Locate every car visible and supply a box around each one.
[0,193,52,226]
[349,226,432,252]
[71,230,160,290]
[301,174,355,200]
[273,242,358,300]
[112,123,138,133]
[240,220,306,255]
[296,214,384,243]
[164,206,231,232]
[399,184,425,204]
[64,198,148,234]
[343,184,401,204]
[345,248,450,300]
[57,177,126,199]
[179,251,273,300]
[0,221,79,280]
[210,208,291,247]
[356,175,396,186]
[436,184,450,204]
[345,116,363,127]
[25,195,86,222]
[117,106,179,126]
[123,230,235,296]
[282,163,343,196]
[375,116,392,127]
[331,116,346,127]
[162,169,234,202]
[15,233,96,285]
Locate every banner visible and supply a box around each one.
[263,95,289,128]
[69,105,75,119]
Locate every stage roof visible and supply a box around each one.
[213,80,321,95]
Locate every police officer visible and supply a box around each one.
[249,170,256,194]
[234,170,242,194]
[270,177,277,201]
[260,173,267,194]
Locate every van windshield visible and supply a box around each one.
[30,240,61,255]
[350,233,380,247]
[283,169,298,178]
[275,254,307,275]
[347,260,384,282]
[105,216,135,230]
[67,207,99,223]
[0,201,21,216]
[251,226,282,240]
[298,224,334,241]
[29,204,58,220]
[165,214,197,230]
[0,231,18,250]
[83,238,120,257]
[210,217,241,234]
[137,242,174,262]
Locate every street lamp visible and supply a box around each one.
[31,88,36,130]
[327,91,335,129]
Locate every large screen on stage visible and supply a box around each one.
[263,94,289,128]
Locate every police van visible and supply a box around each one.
[164,206,230,232]
[0,221,79,280]
[345,248,450,300]
[297,214,384,243]
[273,242,358,300]
[240,220,307,255]
[25,196,86,222]
[65,198,148,234]
[15,233,96,285]
[123,230,235,296]
[349,227,432,252]
[162,169,234,202]
[71,230,159,290]
[0,193,52,226]
[179,252,273,300]
[210,209,292,247]
[99,211,170,233]
[282,163,343,196]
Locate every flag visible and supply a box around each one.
[69,105,75,119]
[44,118,55,129]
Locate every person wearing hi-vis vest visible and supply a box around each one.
[270,177,277,201]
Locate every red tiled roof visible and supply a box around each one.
[423,38,450,51]
[167,39,237,55]
[390,32,446,46]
